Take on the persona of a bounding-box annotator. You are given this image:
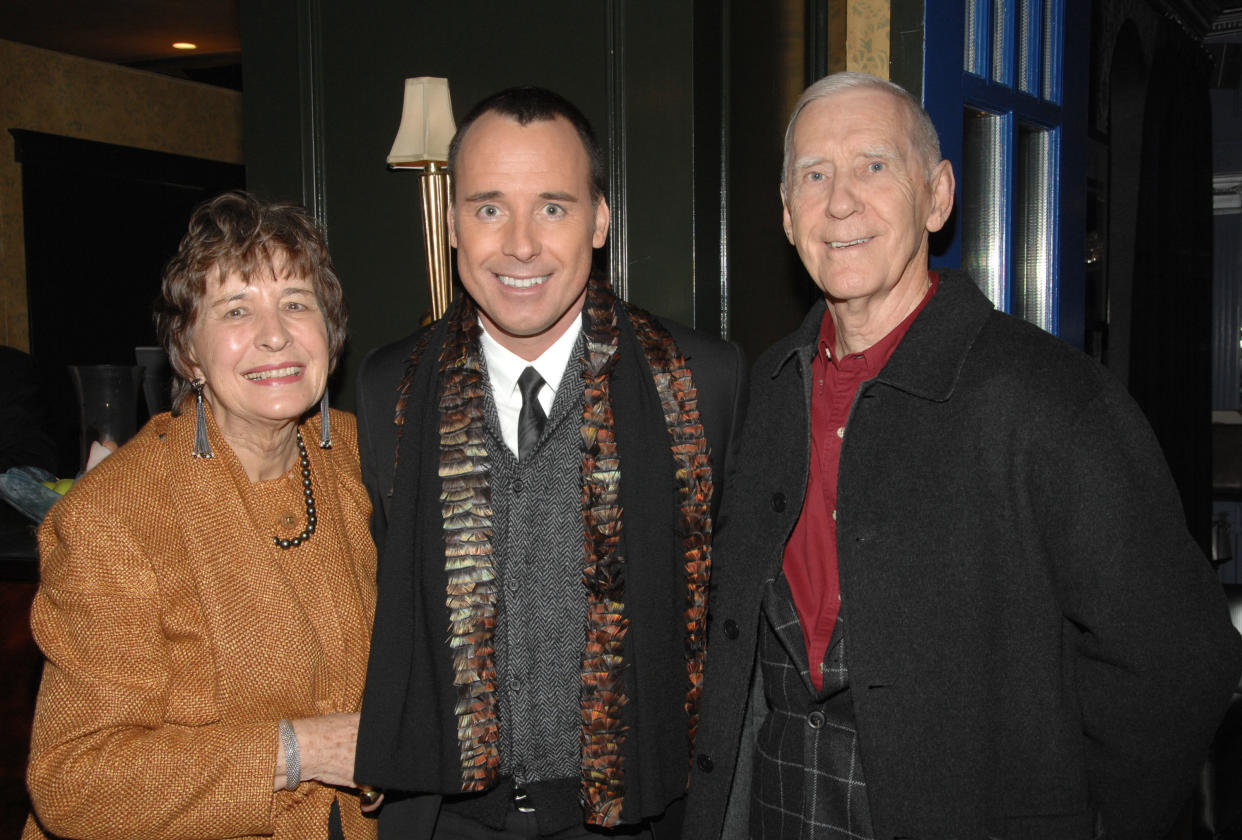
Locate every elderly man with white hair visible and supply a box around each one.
[683,72,1242,840]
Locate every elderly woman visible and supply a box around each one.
[24,192,377,840]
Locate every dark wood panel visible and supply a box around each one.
[724,0,818,360]
[618,0,696,323]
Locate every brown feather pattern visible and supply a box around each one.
[625,306,714,772]
[578,280,629,826]
[436,297,502,789]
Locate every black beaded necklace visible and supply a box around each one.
[273,430,317,550]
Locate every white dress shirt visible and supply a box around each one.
[478,317,583,457]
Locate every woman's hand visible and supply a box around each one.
[273,712,360,790]
[272,713,383,809]
[294,713,361,788]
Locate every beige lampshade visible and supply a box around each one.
[387,77,456,168]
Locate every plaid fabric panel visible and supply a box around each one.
[750,576,874,840]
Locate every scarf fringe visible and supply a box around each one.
[626,305,714,767]
[579,282,629,826]
[437,300,501,789]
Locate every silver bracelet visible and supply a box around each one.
[278,718,301,791]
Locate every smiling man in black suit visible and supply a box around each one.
[353,85,747,840]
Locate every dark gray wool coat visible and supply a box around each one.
[684,270,1242,840]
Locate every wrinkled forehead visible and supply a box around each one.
[795,88,918,155]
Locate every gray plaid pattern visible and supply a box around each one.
[750,575,874,840]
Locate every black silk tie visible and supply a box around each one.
[516,366,547,460]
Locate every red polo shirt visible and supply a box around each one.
[783,272,938,690]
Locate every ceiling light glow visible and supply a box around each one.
[172,42,197,50]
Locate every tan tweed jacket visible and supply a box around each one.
[23,407,377,840]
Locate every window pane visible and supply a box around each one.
[963,108,1009,310]
[1042,0,1061,102]
[992,0,1009,85]
[965,0,983,75]
[1018,0,1040,95]
[1015,123,1055,330]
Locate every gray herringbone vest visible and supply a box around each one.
[487,349,587,786]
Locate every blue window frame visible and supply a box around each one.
[922,0,1087,345]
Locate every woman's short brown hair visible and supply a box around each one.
[154,191,347,409]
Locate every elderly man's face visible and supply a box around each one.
[781,88,953,308]
[449,112,609,360]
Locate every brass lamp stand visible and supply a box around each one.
[418,162,452,319]
[387,77,456,320]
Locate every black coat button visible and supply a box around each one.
[807,711,825,729]
[771,492,786,512]
[696,753,714,772]
[723,619,739,640]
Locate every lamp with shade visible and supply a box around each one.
[388,76,456,320]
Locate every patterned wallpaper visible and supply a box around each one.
[0,39,242,350]
[847,0,890,78]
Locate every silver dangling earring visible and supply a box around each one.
[192,379,214,458]
[318,389,332,449]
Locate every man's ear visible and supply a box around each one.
[780,184,794,244]
[592,197,611,249]
[925,159,955,234]
[447,206,458,249]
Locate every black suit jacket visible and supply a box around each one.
[354,309,747,837]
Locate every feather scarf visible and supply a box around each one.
[391,278,712,825]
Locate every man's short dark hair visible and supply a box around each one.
[448,86,607,204]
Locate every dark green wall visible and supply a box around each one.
[724,0,821,360]
[242,1,819,409]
